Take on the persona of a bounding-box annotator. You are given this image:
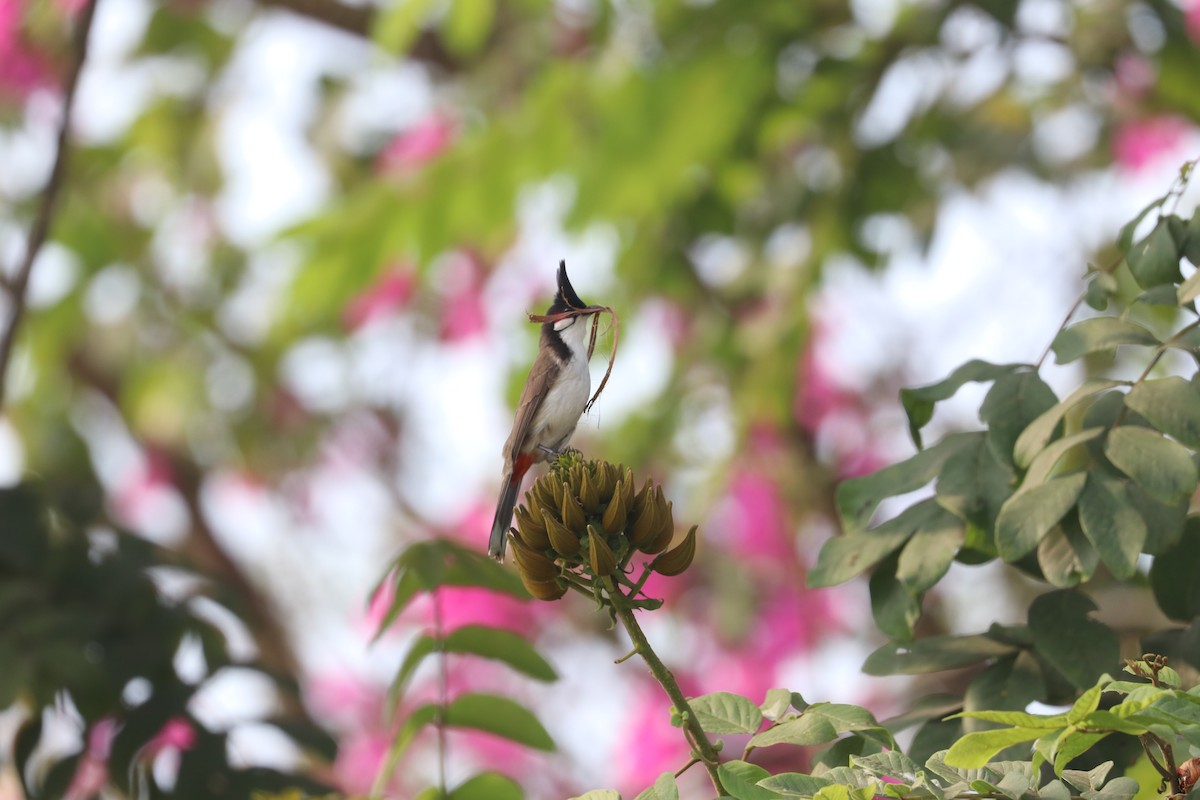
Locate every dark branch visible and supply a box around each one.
[255,0,373,37]
[0,0,99,408]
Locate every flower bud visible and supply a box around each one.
[650,525,697,576]
[600,481,628,535]
[515,501,551,550]
[594,462,618,502]
[641,489,674,554]
[511,532,559,581]
[561,493,586,533]
[545,511,581,557]
[579,468,601,514]
[627,493,659,551]
[587,524,618,576]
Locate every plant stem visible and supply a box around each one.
[603,576,724,795]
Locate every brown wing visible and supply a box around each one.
[503,349,562,465]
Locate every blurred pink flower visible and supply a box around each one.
[617,686,691,791]
[376,114,454,174]
[1113,116,1191,172]
[1187,0,1200,42]
[438,253,487,343]
[450,727,538,775]
[342,265,416,331]
[308,671,384,731]
[54,0,88,14]
[0,0,57,98]
[144,717,196,756]
[64,717,117,800]
[334,732,390,795]
[421,586,533,634]
[722,471,792,563]
[111,450,174,527]
[1113,53,1154,97]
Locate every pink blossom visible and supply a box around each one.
[111,450,175,528]
[342,266,416,331]
[722,471,792,562]
[144,717,196,756]
[333,732,390,795]
[376,115,454,174]
[1187,0,1200,43]
[307,671,384,731]
[0,1,53,99]
[617,686,691,791]
[64,718,117,800]
[415,586,533,635]
[1113,53,1154,98]
[438,254,487,343]
[1113,116,1191,172]
[53,0,88,14]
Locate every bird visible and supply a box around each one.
[488,262,603,560]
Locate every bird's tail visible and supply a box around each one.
[488,470,522,561]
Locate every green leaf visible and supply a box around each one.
[935,433,1014,529]
[1083,777,1138,800]
[1050,318,1160,364]
[1123,377,1200,448]
[1126,218,1182,289]
[850,750,920,780]
[837,433,974,533]
[761,688,794,722]
[980,371,1059,467]
[748,713,839,749]
[444,693,555,751]
[1105,426,1198,503]
[863,634,1017,676]
[1118,198,1166,254]
[1149,517,1200,621]
[995,472,1087,561]
[447,772,523,800]
[1021,427,1104,489]
[1178,266,1200,305]
[1036,520,1099,588]
[944,727,1044,769]
[870,555,921,640]
[962,653,1047,731]
[1014,380,1125,468]
[1052,730,1108,774]
[372,0,439,53]
[373,539,529,639]
[1073,710,1147,736]
[1028,590,1119,689]
[1077,474,1147,580]
[896,515,964,594]
[901,361,1023,448]
[1061,761,1113,792]
[445,625,557,681]
[634,773,679,800]
[1067,682,1104,725]
[690,692,765,735]
[815,498,958,588]
[954,710,1068,729]
[757,772,832,798]
[718,761,785,800]
[1085,272,1117,311]
[569,792,622,800]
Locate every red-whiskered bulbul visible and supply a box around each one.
[488,262,603,560]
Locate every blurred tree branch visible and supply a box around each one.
[255,0,373,37]
[0,0,98,407]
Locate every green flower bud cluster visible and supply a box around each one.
[507,452,698,601]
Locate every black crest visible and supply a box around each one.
[551,260,589,312]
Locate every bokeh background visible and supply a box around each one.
[2,0,1200,797]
